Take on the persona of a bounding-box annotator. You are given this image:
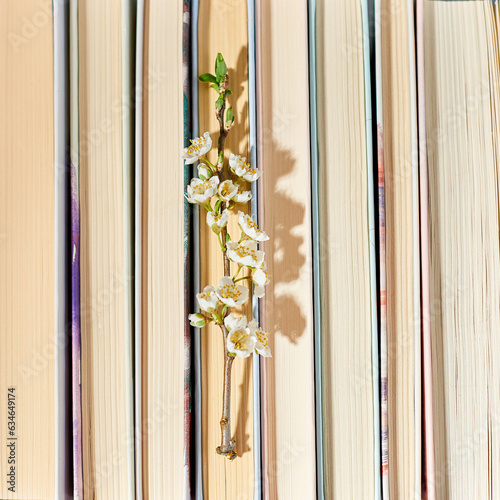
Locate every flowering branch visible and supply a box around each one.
[184,53,272,460]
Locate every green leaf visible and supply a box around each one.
[198,73,217,84]
[224,89,233,97]
[209,83,219,92]
[216,95,224,110]
[215,53,227,82]
[226,107,234,124]
[226,233,230,242]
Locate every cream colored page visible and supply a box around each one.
[79,0,131,497]
[198,2,255,498]
[257,0,316,498]
[0,2,55,499]
[316,1,374,498]
[141,0,185,498]
[425,2,500,499]
[381,0,416,497]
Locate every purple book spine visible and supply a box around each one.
[183,0,193,496]
[71,162,84,499]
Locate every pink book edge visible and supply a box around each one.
[416,1,436,499]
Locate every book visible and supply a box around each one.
[0,0,71,497]
[256,0,317,498]
[379,0,421,497]
[72,0,135,497]
[422,1,500,498]
[134,2,145,497]
[314,0,378,498]
[197,2,256,497]
[416,0,436,498]
[374,0,389,493]
[138,0,186,498]
[182,1,194,497]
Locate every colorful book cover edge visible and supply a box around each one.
[374,0,389,496]
[246,1,263,498]
[189,1,204,497]
[183,1,193,498]
[70,0,83,497]
[134,1,144,497]
[122,1,136,497]
[54,0,73,497]
[307,0,326,498]
[360,1,382,499]
[406,0,422,496]
[416,1,436,499]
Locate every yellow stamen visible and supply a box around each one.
[230,329,250,350]
[186,137,206,155]
[219,284,242,300]
[256,328,269,348]
[192,181,210,194]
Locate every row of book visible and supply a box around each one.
[1,0,500,499]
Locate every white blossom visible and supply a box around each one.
[238,211,269,241]
[226,240,265,268]
[248,319,271,357]
[216,276,249,307]
[196,285,219,312]
[182,132,212,164]
[186,176,219,204]
[229,154,262,182]
[189,313,207,328]
[218,180,238,201]
[225,315,256,358]
[198,163,212,179]
[207,209,229,231]
[224,314,247,332]
[232,184,252,203]
[252,262,270,297]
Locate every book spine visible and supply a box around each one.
[135,1,144,498]
[71,161,83,500]
[54,0,73,496]
[360,1,382,498]
[247,1,263,498]
[189,1,203,498]
[307,0,325,498]
[183,1,193,497]
[70,0,84,497]
[406,0,422,497]
[122,2,136,498]
[374,0,389,496]
[416,1,436,499]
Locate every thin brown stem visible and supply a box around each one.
[215,72,236,459]
[216,325,236,460]
[220,226,230,277]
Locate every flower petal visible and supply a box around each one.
[224,314,247,331]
